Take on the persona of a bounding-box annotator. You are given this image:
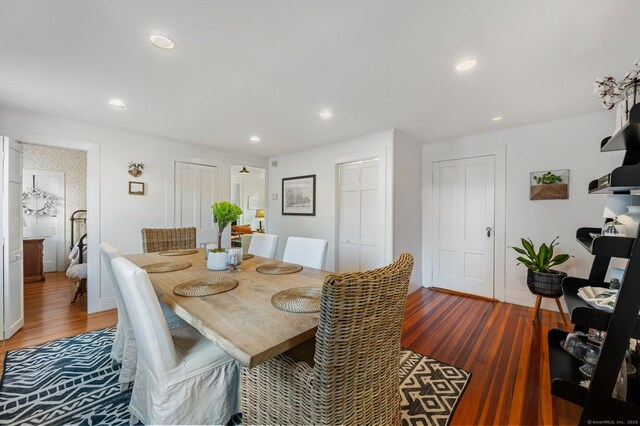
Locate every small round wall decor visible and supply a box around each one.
[22,188,54,216]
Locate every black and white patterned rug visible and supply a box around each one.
[0,328,470,426]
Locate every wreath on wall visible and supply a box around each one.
[22,188,54,216]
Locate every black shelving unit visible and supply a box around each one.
[549,102,640,423]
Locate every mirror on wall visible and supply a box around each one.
[230,165,266,232]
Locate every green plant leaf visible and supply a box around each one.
[511,246,528,256]
[521,238,537,260]
[549,254,571,267]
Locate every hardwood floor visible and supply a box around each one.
[1,277,580,424]
[0,272,117,372]
[402,287,581,425]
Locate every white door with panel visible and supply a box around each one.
[22,170,65,272]
[338,160,383,273]
[174,162,218,244]
[2,137,24,339]
[432,156,495,298]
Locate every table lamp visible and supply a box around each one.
[255,208,265,232]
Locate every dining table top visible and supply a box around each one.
[124,249,330,368]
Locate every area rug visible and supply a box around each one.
[0,328,470,426]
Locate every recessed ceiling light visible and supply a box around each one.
[249,136,261,143]
[492,116,504,121]
[150,33,175,49]
[107,98,127,109]
[319,109,334,120]
[456,58,478,71]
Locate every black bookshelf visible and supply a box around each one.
[548,107,640,423]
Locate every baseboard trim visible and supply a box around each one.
[430,287,499,303]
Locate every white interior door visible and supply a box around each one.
[174,162,218,244]
[338,159,383,273]
[22,170,65,272]
[2,137,24,339]
[432,155,495,298]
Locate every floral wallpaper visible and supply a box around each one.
[22,144,87,266]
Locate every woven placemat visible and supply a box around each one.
[272,287,322,313]
[158,249,199,256]
[256,262,303,275]
[243,253,254,260]
[173,276,239,297]
[141,261,192,273]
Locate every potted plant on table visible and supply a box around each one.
[512,237,571,297]
[208,201,243,271]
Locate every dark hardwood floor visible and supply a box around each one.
[402,287,581,425]
[1,277,579,424]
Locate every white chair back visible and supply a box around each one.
[111,257,178,375]
[248,233,279,259]
[100,243,128,326]
[282,237,328,269]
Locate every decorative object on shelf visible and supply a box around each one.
[128,181,145,195]
[593,58,639,110]
[127,162,145,177]
[601,217,626,237]
[617,205,640,237]
[282,174,316,216]
[22,187,54,216]
[577,286,617,312]
[209,201,243,270]
[530,169,569,200]
[255,208,265,232]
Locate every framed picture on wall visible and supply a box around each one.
[128,181,145,195]
[248,195,260,210]
[282,174,316,216]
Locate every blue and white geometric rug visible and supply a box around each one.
[0,328,470,426]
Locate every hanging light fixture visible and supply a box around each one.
[239,166,250,174]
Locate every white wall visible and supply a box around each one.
[422,109,623,311]
[0,106,267,313]
[267,130,395,272]
[393,131,423,283]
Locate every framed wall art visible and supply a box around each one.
[529,169,569,200]
[128,181,145,195]
[282,174,316,216]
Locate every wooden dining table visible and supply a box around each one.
[125,249,330,367]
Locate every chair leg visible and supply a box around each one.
[532,296,542,323]
[555,297,569,327]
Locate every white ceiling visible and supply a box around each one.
[0,1,638,156]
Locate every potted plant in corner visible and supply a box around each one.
[208,201,243,271]
[512,237,571,297]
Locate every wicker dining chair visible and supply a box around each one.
[141,227,197,253]
[241,253,414,426]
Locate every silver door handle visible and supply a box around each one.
[486,227,492,237]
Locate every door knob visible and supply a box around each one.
[486,227,492,237]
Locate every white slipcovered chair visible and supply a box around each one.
[282,236,329,269]
[100,243,185,389]
[248,233,279,259]
[110,257,241,425]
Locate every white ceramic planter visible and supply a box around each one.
[207,251,228,271]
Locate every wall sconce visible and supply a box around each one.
[128,162,145,177]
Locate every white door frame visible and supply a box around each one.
[0,131,100,313]
[423,145,506,301]
[23,169,66,272]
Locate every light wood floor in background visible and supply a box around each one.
[1,278,579,424]
[402,287,581,425]
[0,272,117,372]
